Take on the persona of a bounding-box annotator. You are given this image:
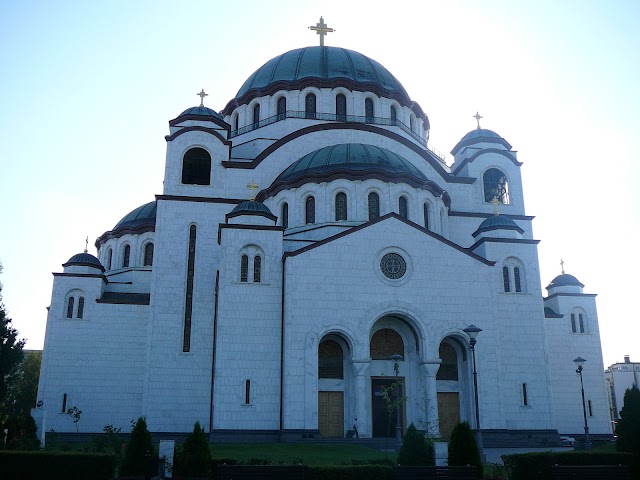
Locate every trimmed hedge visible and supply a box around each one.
[502,451,636,480]
[1,450,116,480]
[307,465,394,480]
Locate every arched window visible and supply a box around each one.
[319,339,344,379]
[144,243,154,267]
[335,192,347,221]
[365,98,374,121]
[122,245,130,268]
[66,297,74,319]
[305,93,316,119]
[398,196,408,219]
[571,313,577,333]
[368,192,380,221]
[437,343,458,380]
[182,147,212,185]
[423,203,430,230]
[281,203,288,229]
[390,105,397,124]
[240,255,249,282]
[233,113,239,131]
[579,313,585,333]
[503,266,511,292]
[305,196,315,224]
[77,297,85,319]
[277,96,286,119]
[106,248,112,270]
[253,256,262,283]
[245,380,251,405]
[336,94,346,120]
[514,266,522,292]
[483,168,510,204]
[253,104,260,126]
[370,328,404,360]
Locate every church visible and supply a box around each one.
[35,19,612,445]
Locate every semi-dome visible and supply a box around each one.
[547,273,584,289]
[451,128,512,155]
[177,105,224,120]
[114,201,157,230]
[63,252,105,272]
[472,214,524,237]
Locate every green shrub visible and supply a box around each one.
[2,414,40,450]
[397,422,433,465]
[307,465,393,480]
[617,385,640,457]
[121,417,155,475]
[1,451,115,480]
[502,451,636,480]
[174,421,211,477]
[448,421,482,476]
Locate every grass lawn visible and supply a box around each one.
[211,443,396,466]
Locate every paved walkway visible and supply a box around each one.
[484,447,572,464]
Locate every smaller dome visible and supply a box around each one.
[547,274,584,289]
[230,200,274,216]
[63,252,104,271]
[460,128,503,143]
[178,105,224,120]
[114,201,157,230]
[472,215,523,237]
[451,128,512,155]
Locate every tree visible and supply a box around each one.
[4,351,41,421]
[616,385,640,456]
[174,421,211,477]
[121,417,155,475]
[397,422,433,466]
[448,421,482,476]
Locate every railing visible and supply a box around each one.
[230,110,447,164]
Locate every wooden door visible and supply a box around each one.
[437,392,460,440]
[318,391,344,438]
[371,378,404,438]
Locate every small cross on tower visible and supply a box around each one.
[197,89,208,107]
[84,236,89,253]
[490,196,501,216]
[560,258,565,274]
[473,111,483,129]
[309,16,334,47]
[247,180,259,200]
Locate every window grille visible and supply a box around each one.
[253,256,261,283]
[281,203,288,229]
[514,267,522,292]
[123,245,130,268]
[144,243,154,267]
[77,297,84,319]
[437,343,458,381]
[336,94,346,120]
[365,98,374,121]
[368,192,380,220]
[335,192,347,221]
[240,255,249,282]
[305,93,316,119]
[318,340,344,379]
[305,196,315,224]
[399,196,408,219]
[66,297,74,319]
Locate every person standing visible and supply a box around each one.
[353,418,358,439]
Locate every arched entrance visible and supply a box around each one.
[317,334,351,437]
[436,336,471,440]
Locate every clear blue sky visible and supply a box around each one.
[0,0,638,366]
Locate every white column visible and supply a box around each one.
[352,360,371,437]
[420,360,441,438]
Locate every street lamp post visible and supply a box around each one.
[390,353,403,449]
[463,325,484,461]
[573,357,591,450]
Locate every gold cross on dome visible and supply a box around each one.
[309,16,334,47]
[473,111,483,129]
[197,89,208,106]
[560,258,565,274]
[84,236,88,253]
[247,180,259,200]
[490,196,501,215]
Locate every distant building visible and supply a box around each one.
[605,356,640,425]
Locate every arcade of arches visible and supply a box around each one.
[316,317,473,439]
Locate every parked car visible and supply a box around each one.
[560,436,576,447]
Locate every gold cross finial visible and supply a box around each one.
[197,89,208,107]
[490,196,501,216]
[309,16,334,47]
[560,258,565,274]
[247,180,259,200]
[473,111,483,129]
[84,236,89,253]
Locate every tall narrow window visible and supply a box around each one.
[281,202,288,229]
[123,245,130,268]
[335,192,347,221]
[66,297,74,319]
[365,98,374,121]
[277,96,286,119]
[245,380,251,405]
[182,147,212,185]
[233,114,239,131]
[106,248,112,270]
[61,393,67,413]
[483,168,510,204]
[368,192,380,221]
[253,256,262,283]
[77,297,85,319]
[514,267,522,292]
[183,225,197,353]
[240,255,249,282]
[305,93,316,119]
[571,313,577,333]
[579,314,585,333]
[588,400,593,416]
[305,196,315,224]
[522,383,528,406]
[390,105,397,124]
[410,116,414,132]
[336,94,346,120]
[423,203,430,230]
[503,267,511,292]
[399,196,408,219]
[144,243,154,267]
[253,104,260,126]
